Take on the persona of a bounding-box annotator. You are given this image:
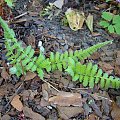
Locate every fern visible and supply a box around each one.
[66,61,120,89]
[0,17,37,77]
[0,16,120,89]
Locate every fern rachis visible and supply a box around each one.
[0,16,120,89]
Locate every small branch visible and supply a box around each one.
[42,79,60,92]
[14,12,28,19]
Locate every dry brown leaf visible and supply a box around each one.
[85,14,93,33]
[98,62,114,74]
[0,83,14,96]
[111,102,120,120]
[92,32,101,37]
[97,3,108,9]
[23,106,45,120]
[90,52,101,60]
[87,114,97,120]
[114,65,120,77]
[24,72,37,81]
[49,91,84,107]
[11,95,23,111]
[1,68,10,80]
[22,90,38,101]
[57,106,84,119]
[40,97,50,107]
[26,34,36,48]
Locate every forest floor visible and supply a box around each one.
[0,0,120,120]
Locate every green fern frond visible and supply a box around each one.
[66,61,120,89]
[0,17,120,89]
[75,40,112,61]
[0,17,37,77]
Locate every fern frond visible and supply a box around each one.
[0,17,37,77]
[66,62,120,89]
[73,40,112,61]
[1,17,120,89]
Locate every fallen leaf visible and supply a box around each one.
[114,65,120,77]
[42,90,49,101]
[1,68,10,80]
[111,102,120,120]
[93,6,100,10]
[53,70,62,79]
[92,32,101,36]
[88,114,97,120]
[98,61,114,74]
[65,8,85,31]
[26,34,36,48]
[97,3,108,9]
[102,99,110,116]
[53,0,64,9]
[40,97,50,107]
[83,102,92,116]
[85,14,93,33]
[22,90,38,101]
[23,106,45,120]
[0,83,14,96]
[24,72,37,81]
[90,52,101,60]
[88,99,102,118]
[11,95,23,111]
[57,106,84,119]
[49,91,84,107]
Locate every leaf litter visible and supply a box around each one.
[49,91,84,107]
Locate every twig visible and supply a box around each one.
[42,79,60,92]
[14,12,28,19]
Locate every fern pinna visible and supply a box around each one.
[0,16,120,89]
